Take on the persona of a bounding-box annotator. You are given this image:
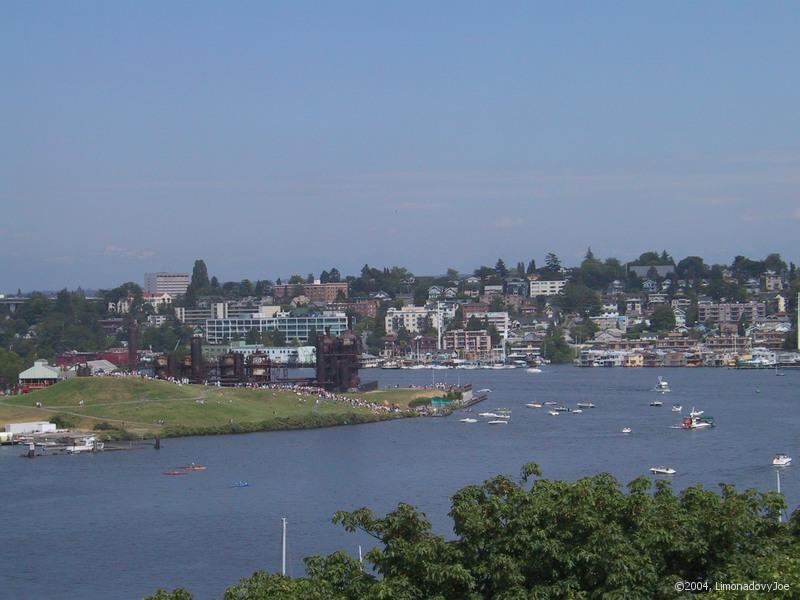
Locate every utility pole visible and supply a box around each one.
[281,518,287,576]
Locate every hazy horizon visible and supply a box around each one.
[3,2,799,290]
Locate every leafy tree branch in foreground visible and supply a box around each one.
[146,464,799,599]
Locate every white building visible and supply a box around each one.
[143,292,173,311]
[205,311,348,344]
[385,306,434,335]
[482,311,511,340]
[530,280,566,296]
[144,272,190,296]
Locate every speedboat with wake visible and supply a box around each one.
[650,466,676,475]
[459,418,478,423]
[772,454,792,467]
[525,402,542,408]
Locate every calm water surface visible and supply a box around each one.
[2,367,798,599]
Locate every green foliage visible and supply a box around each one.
[0,348,25,384]
[143,589,193,600]
[650,305,677,332]
[174,467,797,600]
[408,397,432,408]
[554,283,602,315]
[542,327,574,363]
[50,413,77,429]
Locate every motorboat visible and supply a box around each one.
[164,470,189,476]
[548,410,559,416]
[526,367,542,374]
[477,388,492,393]
[179,464,208,471]
[553,405,570,412]
[654,376,671,393]
[544,401,557,406]
[680,416,714,429]
[479,412,506,419]
[650,400,663,407]
[576,402,595,408]
[66,436,103,454]
[459,418,478,423]
[650,466,676,475]
[772,454,792,467]
[622,427,632,434]
[230,481,250,488]
[488,419,509,425]
[572,409,583,414]
[526,402,542,409]
[672,404,682,412]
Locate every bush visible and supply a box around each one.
[51,414,77,429]
[93,421,115,430]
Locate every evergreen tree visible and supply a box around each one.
[526,259,537,275]
[495,259,508,278]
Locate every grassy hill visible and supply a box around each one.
[0,378,436,438]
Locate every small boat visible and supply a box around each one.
[525,402,542,409]
[650,400,663,407]
[653,376,671,393]
[231,481,250,487]
[179,464,208,471]
[526,367,542,374]
[66,436,104,454]
[572,409,583,414]
[772,454,792,467]
[544,401,557,406]
[487,419,509,425]
[650,466,676,475]
[477,388,492,393]
[576,402,595,408]
[672,404,682,412]
[164,470,189,476]
[680,416,714,429]
[548,410,559,416]
[459,418,478,423]
[553,406,570,412]
[480,412,505,418]
[622,427,632,434]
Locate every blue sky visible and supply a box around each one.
[2,2,799,290]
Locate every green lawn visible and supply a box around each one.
[0,378,436,437]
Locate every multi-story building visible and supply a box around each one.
[482,311,510,340]
[272,282,349,304]
[443,329,492,360]
[175,303,275,328]
[529,280,566,296]
[205,310,348,344]
[144,272,190,296]
[327,299,381,319]
[505,279,529,297]
[697,301,766,325]
[385,306,433,335]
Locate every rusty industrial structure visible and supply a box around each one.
[315,329,361,392]
[151,331,361,391]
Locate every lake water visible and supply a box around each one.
[2,366,798,599]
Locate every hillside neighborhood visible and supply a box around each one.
[2,250,799,392]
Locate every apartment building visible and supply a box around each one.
[144,272,190,296]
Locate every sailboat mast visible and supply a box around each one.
[281,517,287,575]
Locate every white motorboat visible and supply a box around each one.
[650,466,676,475]
[477,388,492,393]
[488,419,509,425]
[772,454,792,467]
[672,404,682,412]
[525,403,542,409]
[548,410,559,416]
[622,427,632,434]
[650,400,663,407]
[66,435,103,454]
[572,409,583,414]
[479,412,504,418]
[680,415,715,429]
[553,406,570,412]
[526,367,542,374]
[459,418,478,423]
[544,401,557,406]
[576,402,595,408]
[654,376,671,393]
